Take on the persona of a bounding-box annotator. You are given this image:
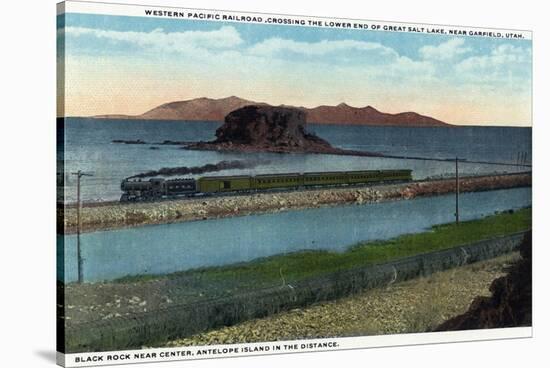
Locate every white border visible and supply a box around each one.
[55,1,534,367]
[58,0,532,40]
[58,327,532,367]
[4,0,548,367]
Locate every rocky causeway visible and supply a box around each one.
[60,172,531,234]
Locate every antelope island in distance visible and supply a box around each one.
[92,96,451,127]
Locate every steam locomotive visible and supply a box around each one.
[120,169,412,202]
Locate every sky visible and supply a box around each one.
[57,13,532,126]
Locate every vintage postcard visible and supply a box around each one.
[56,1,532,366]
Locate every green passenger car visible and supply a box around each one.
[197,175,253,193]
[347,170,385,184]
[196,169,412,194]
[253,173,303,190]
[303,171,349,186]
[382,170,413,181]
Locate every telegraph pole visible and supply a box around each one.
[71,170,93,283]
[455,157,460,224]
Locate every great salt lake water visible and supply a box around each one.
[58,187,531,283]
[58,118,532,203]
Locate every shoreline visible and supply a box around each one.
[62,227,529,351]
[60,172,531,234]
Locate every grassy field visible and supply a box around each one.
[193,207,531,285]
[116,207,531,285]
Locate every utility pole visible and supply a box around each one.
[455,157,460,224]
[71,170,93,283]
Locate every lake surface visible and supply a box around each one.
[58,118,531,203]
[58,187,531,283]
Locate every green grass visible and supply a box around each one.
[113,207,531,285]
[199,207,531,284]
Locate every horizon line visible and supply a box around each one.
[58,95,532,127]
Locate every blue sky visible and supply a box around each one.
[58,13,532,125]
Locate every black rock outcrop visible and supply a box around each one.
[216,105,330,147]
[187,105,344,154]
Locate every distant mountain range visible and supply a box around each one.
[93,96,451,127]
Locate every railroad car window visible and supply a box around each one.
[223,181,231,189]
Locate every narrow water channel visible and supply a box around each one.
[58,187,531,282]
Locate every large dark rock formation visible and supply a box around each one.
[434,231,532,331]
[215,106,329,148]
[187,105,353,155]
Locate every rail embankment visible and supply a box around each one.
[60,172,531,234]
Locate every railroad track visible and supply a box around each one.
[60,171,532,209]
